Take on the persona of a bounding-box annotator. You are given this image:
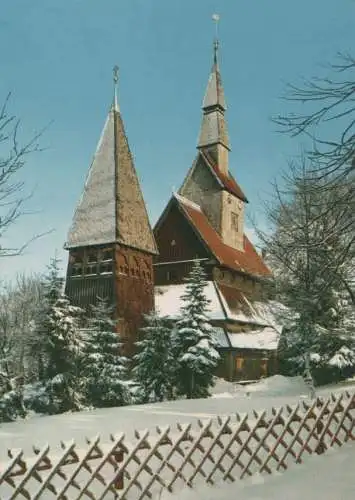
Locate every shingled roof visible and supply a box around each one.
[173,193,271,278]
[201,151,248,202]
[198,40,230,151]
[65,96,157,255]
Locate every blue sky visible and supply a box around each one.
[0,0,354,281]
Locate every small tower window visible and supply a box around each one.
[87,251,98,264]
[71,254,83,277]
[231,212,239,232]
[100,261,113,274]
[101,248,113,262]
[84,250,98,275]
[99,248,113,275]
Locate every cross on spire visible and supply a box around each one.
[113,65,119,111]
[212,14,220,64]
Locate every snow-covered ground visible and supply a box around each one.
[0,376,354,499]
[162,442,355,500]
[0,376,353,458]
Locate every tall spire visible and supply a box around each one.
[65,67,157,255]
[198,15,230,174]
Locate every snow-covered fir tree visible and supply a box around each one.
[30,256,64,381]
[81,297,130,408]
[172,261,220,399]
[43,295,85,413]
[133,311,174,403]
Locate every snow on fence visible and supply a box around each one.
[1,390,354,499]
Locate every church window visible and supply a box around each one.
[100,261,113,274]
[167,270,177,282]
[71,254,83,277]
[84,250,98,275]
[235,356,244,371]
[98,248,113,274]
[101,248,113,262]
[86,251,98,263]
[84,263,98,276]
[231,212,239,231]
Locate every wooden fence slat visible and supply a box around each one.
[223,410,267,481]
[186,416,232,487]
[1,389,354,500]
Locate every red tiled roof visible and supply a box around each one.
[201,152,248,202]
[176,196,271,278]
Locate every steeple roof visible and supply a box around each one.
[65,73,157,255]
[202,41,226,110]
[198,40,230,150]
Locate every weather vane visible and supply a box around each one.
[113,65,119,84]
[113,65,119,110]
[212,13,220,40]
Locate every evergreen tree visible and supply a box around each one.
[30,256,64,381]
[172,261,220,399]
[81,297,130,408]
[133,311,174,403]
[44,295,84,413]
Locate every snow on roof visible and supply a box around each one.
[216,284,272,326]
[211,327,230,348]
[173,192,202,212]
[154,282,226,321]
[227,327,280,351]
[252,300,288,334]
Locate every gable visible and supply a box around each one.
[179,153,223,234]
[154,199,212,263]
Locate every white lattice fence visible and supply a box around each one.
[1,390,354,499]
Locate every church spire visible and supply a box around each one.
[198,15,230,175]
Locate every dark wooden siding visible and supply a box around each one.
[154,203,211,285]
[115,244,155,356]
[65,274,114,311]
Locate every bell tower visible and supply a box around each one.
[64,67,158,355]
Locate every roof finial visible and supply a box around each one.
[113,65,119,111]
[212,13,220,65]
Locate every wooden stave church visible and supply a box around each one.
[64,40,281,381]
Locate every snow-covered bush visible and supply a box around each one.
[0,375,26,422]
[278,323,355,385]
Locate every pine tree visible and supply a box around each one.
[44,295,84,413]
[133,311,175,403]
[173,261,220,399]
[81,297,130,408]
[30,256,64,381]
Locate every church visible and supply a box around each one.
[64,39,281,381]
